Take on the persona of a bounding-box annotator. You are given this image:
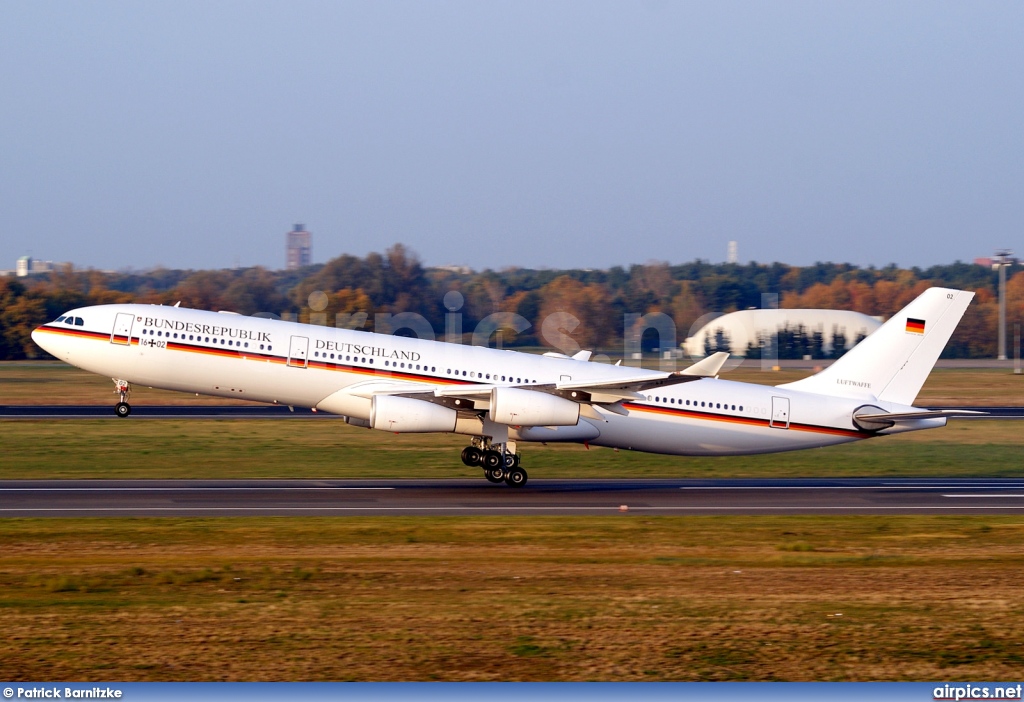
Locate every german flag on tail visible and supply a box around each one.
[906,317,926,335]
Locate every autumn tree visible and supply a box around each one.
[536,276,615,350]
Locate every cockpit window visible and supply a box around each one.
[74,317,84,326]
[56,316,66,323]
[65,318,75,326]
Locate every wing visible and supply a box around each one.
[345,352,730,417]
[553,352,729,402]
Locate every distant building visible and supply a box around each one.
[975,255,1018,269]
[16,256,54,277]
[435,264,473,275]
[286,224,312,271]
[683,308,883,358]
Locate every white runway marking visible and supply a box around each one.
[942,494,1024,498]
[3,506,1024,513]
[885,482,1024,487]
[680,484,1024,490]
[680,486,885,490]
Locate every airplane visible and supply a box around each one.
[31,287,979,487]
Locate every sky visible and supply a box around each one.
[2,1,1023,272]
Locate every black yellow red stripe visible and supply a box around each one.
[622,401,870,439]
[906,317,926,334]
[36,326,110,343]
[37,324,473,388]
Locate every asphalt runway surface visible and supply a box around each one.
[3,478,1024,516]
[2,405,1024,419]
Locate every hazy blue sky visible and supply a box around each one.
[2,1,1022,272]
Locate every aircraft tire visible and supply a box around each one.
[482,450,502,470]
[504,467,528,487]
[503,452,519,469]
[485,468,505,483]
[461,446,482,467]
[115,402,131,418]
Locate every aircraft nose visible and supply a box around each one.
[31,326,53,355]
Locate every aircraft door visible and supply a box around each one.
[288,336,309,368]
[111,313,135,345]
[770,396,790,429]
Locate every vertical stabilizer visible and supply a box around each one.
[778,288,974,405]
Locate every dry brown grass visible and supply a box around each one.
[1,517,1022,681]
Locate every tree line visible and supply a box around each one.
[1,244,1019,360]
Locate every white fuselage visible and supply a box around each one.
[32,304,940,457]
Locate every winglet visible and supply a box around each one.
[682,351,729,377]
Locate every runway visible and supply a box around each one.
[3,478,1024,516]
[2,404,1023,419]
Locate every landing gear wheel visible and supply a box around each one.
[482,450,502,470]
[503,452,519,469]
[115,402,132,418]
[504,467,528,487]
[461,446,482,467]
[485,467,506,483]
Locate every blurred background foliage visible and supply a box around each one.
[2,244,1016,359]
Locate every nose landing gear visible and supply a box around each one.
[112,379,132,418]
[460,438,527,487]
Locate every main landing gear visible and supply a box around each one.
[113,379,132,418]
[460,440,528,487]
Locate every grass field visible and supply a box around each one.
[1,516,1022,681]
[2,362,1022,682]
[0,417,1021,480]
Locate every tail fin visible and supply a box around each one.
[778,287,974,406]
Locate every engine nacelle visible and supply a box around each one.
[489,386,580,427]
[370,395,458,433]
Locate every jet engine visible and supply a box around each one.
[489,386,580,427]
[370,395,458,433]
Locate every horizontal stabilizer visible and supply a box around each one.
[853,408,986,431]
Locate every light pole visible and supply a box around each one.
[994,249,1014,361]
